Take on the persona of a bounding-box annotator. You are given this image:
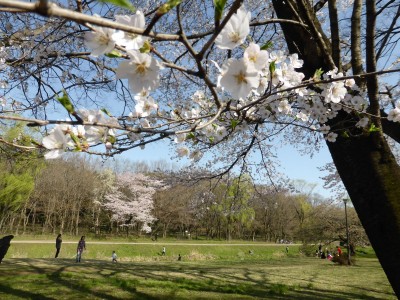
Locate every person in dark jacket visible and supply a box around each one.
[76,236,86,262]
[55,234,62,258]
[0,235,14,263]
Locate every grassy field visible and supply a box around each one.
[0,238,396,299]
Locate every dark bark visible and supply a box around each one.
[272,0,400,296]
[327,131,400,296]
[271,0,334,78]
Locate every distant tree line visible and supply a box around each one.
[0,135,367,245]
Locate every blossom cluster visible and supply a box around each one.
[42,109,118,158]
[36,5,397,160]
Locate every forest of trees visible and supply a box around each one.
[0,144,367,246]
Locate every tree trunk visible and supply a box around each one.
[271,0,400,296]
[327,132,400,295]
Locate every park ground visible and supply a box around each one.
[0,237,396,299]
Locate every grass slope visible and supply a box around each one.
[0,241,395,299]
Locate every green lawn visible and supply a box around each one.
[0,240,395,299]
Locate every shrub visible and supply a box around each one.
[299,244,317,257]
[331,253,356,265]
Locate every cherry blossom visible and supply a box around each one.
[219,58,259,99]
[134,95,158,117]
[84,23,124,57]
[116,50,161,93]
[215,6,251,50]
[356,117,369,128]
[322,81,348,103]
[103,173,165,233]
[42,125,70,159]
[177,146,190,157]
[115,11,147,50]
[244,43,269,71]
[388,107,400,122]
[325,132,338,142]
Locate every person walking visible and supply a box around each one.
[112,251,118,263]
[55,234,62,258]
[76,236,86,262]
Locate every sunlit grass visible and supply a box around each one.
[0,239,396,299]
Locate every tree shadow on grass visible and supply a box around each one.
[0,283,55,300]
[0,258,395,300]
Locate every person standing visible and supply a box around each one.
[55,234,62,258]
[0,235,14,263]
[161,246,166,256]
[76,236,86,262]
[336,246,342,256]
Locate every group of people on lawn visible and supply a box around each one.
[54,234,171,263]
[316,244,342,260]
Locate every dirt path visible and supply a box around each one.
[12,240,296,246]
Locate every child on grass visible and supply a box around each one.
[112,250,118,263]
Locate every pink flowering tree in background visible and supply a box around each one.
[0,0,399,295]
[103,172,165,234]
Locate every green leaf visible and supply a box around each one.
[214,0,228,21]
[97,0,135,11]
[230,119,239,129]
[269,61,276,74]
[69,132,81,150]
[157,0,182,15]
[104,50,123,58]
[313,68,324,81]
[56,91,75,114]
[139,40,151,53]
[368,124,380,132]
[341,131,349,138]
[108,135,116,144]
[101,108,112,117]
[260,41,273,50]
[186,132,195,140]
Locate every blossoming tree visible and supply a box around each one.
[0,0,399,295]
[103,172,165,234]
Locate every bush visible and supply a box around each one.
[299,244,317,257]
[331,253,356,265]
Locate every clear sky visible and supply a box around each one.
[121,139,335,199]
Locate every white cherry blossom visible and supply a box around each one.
[277,99,291,114]
[215,6,250,50]
[388,108,400,122]
[116,50,161,93]
[325,132,338,142]
[84,24,124,57]
[174,133,186,143]
[115,11,147,50]
[42,125,70,159]
[322,81,347,103]
[134,96,158,117]
[244,43,269,71]
[356,117,369,128]
[319,124,330,134]
[177,146,190,157]
[219,59,259,100]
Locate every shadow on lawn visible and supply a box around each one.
[0,258,394,300]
